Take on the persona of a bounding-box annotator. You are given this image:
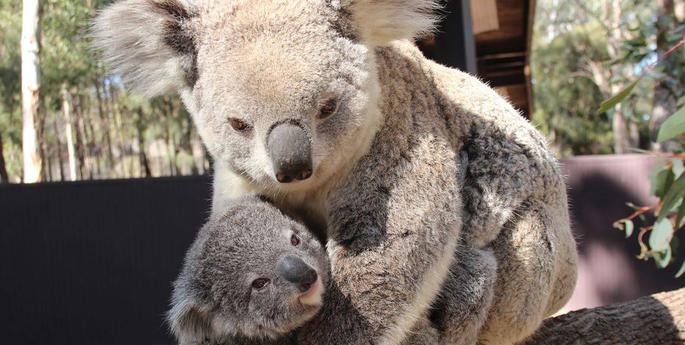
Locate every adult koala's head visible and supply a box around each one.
[168,196,328,343]
[93,0,438,191]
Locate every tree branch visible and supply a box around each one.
[521,288,685,345]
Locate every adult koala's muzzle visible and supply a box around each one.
[266,122,313,183]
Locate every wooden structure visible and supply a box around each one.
[418,0,536,117]
[473,0,536,117]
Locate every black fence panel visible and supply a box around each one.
[0,176,212,345]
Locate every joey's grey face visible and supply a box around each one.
[190,0,380,191]
[175,199,329,340]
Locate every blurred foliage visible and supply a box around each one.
[531,23,614,155]
[0,0,209,183]
[612,9,685,276]
[532,0,662,156]
[614,119,685,277]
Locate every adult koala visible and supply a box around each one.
[93,1,577,344]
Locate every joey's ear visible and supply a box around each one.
[92,0,198,97]
[167,298,213,345]
[338,0,440,46]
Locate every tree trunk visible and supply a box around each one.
[21,0,42,183]
[72,94,86,179]
[111,94,127,177]
[612,105,631,154]
[651,0,678,152]
[81,94,99,179]
[181,115,198,175]
[61,84,77,181]
[676,0,685,21]
[94,75,114,177]
[37,104,48,181]
[162,97,178,175]
[0,134,9,183]
[136,108,152,178]
[51,107,65,181]
[522,287,685,345]
[601,1,633,154]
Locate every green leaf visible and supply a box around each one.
[655,246,672,269]
[658,173,685,222]
[624,219,634,238]
[676,260,685,278]
[657,106,685,142]
[650,218,674,252]
[677,199,685,228]
[626,202,640,210]
[652,166,675,198]
[673,159,685,178]
[597,79,641,114]
[678,95,685,107]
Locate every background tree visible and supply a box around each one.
[5,0,685,180]
[1,0,210,183]
[20,0,42,182]
[0,134,8,183]
[532,0,666,156]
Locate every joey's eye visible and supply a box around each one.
[251,278,270,290]
[317,98,339,120]
[291,234,301,246]
[229,118,251,132]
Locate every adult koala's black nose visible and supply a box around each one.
[277,255,318,292]
[266,122,312,183]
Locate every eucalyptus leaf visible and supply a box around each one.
[655,246,673,269]
[658,173,685,222]
[650,218,674,252]
[597,79,641,114]
[657,106,685,142]
[677,198,685,228]
[673,159,685,178]
[676,260,685,278]
[624,219,634,238]
[652,166,675,198]
[678,95,685,107]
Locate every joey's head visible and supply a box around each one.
[168,196,328,344]
[93,0,439,192]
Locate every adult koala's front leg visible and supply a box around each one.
[298,135,463,345]
[430,246,497,345]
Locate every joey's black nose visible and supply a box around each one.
[277,255,318,292]
[266,122,312,183]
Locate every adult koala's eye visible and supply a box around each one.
[229,118,251,132]
[317,98,339,120]
[291,234,301,246]
[251,278,270,290]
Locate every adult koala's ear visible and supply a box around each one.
[167,298,213,345]
[91,0,198,97]
[336,0,440,46]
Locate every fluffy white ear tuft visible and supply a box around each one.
[167,298,212,345]
[91,0,198,97]
[345,0,441,46]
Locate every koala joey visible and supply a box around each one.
[167,196,328,345]
[169,195,498,345]
[95,1,578,344]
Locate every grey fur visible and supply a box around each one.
[168,196,328,345]
[94,1,578,344]
[430,246,498,345]
[171,196,496,345]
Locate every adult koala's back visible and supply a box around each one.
[368,41,578,343]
